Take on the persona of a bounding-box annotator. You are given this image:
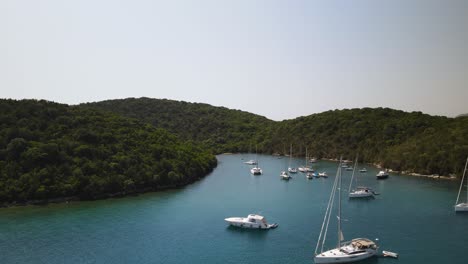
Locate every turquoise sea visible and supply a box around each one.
[1,154,467,264]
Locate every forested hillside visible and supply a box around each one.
[87,98,468,176]
[1,97,464,206]
[270,108,468,176]
[83,97,275,153]
[0,99,217,205]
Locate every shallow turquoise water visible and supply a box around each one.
[1,154,467,264]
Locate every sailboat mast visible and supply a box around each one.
[289,144,292,168]
[255,145,258,169]
[337,160,342,249]
[465,158,468,203]
[348,155,359,193]
[456,157,468,205]
[465,157,468,203]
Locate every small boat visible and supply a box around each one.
[318,172,328,178]
[382,250,399,258]
[249,146,262,175]
[345,167,353,171]
[225,214,278,229]
[359,168,367,173]
[306,172,314,179]
[376,170,389,179]
[455,157,468,212]
[298,166,307,173]
[306,167,315,172]
[244,160,257,165]
[280,171,291,180]
[309,157,317,163]
[251,167,262,175]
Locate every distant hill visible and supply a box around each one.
[456,113,468,118]
[4,97,463,205]
[86,98,468,176]
[82,97,275,153]
[0,99,216,205]
[272,108,468,176]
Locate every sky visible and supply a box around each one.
[1,0,467,121]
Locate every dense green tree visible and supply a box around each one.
[87,99,468,177]
[2,97,467,205]
[0,99,217,205]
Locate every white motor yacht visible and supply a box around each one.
[376,170,389,179]
[225,214,278,229]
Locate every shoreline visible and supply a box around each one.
[311,158,457,180]
[0,172,214,209]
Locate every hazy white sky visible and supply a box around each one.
[1,0,467,120]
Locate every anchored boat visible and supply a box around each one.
[224,214,278,229]
[314,159,378,263]
[455,157,468,212]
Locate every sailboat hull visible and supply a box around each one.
[314,248,376,264]
[349,189,374,198]
[455,203,468,212]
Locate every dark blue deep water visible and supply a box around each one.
[1,154,467,264]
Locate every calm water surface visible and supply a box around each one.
[1,154,467,264]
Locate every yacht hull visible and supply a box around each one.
[224,215,278,229]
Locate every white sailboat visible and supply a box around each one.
[250,145,262,175]
[314,159,378,263]
[455,157,468,212]
[348,156,374,198]
[299,147,312,173]
[280,170,291,180]
[288,144,298,173]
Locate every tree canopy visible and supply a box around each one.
[0,99,217,204]
[2,97,466,205]
[88,98,468,177]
